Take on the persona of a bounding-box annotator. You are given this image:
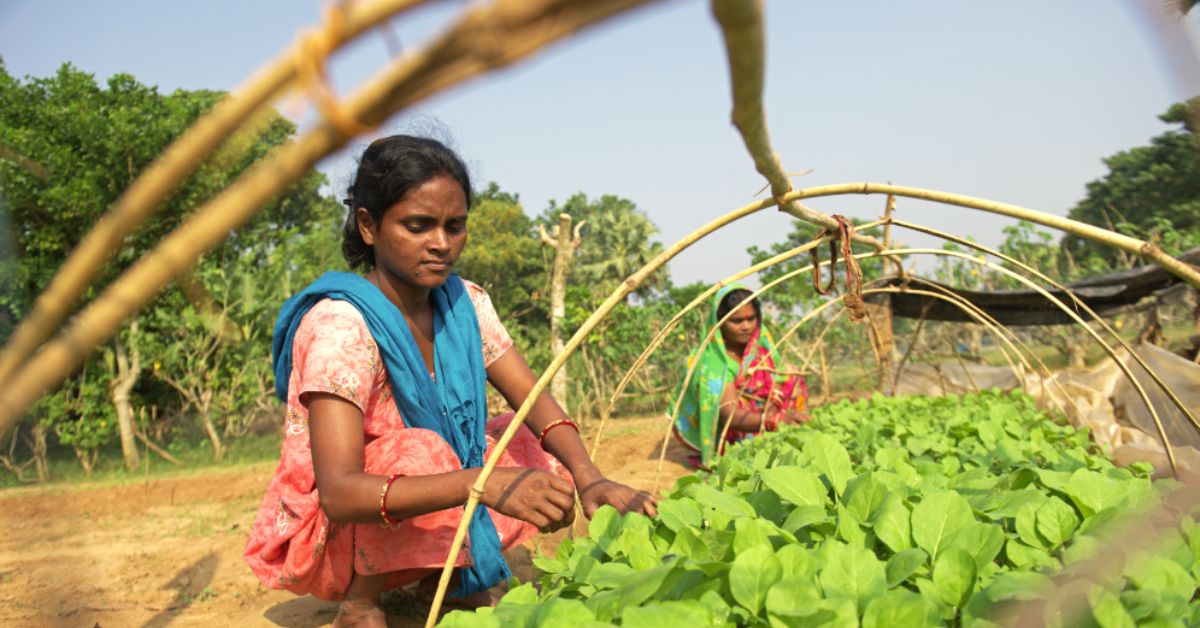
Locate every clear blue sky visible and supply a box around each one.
[2,0,1198,286]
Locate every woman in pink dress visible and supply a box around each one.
[243,135,657,627]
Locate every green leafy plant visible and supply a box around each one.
[443,391,1198,626]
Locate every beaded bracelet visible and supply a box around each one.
[538,418,579,449]
[379,472,403,529]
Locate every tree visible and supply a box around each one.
[1065,97,1200,266]
[0,61,338,470]
[539,193,668,296]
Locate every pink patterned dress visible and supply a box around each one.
[244,281,566,601]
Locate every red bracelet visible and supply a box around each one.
[379,472,403,529]
[538,418,579,449]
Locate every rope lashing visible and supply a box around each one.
[808,215,867,321]
[295,1,373,138]
[836,215,867,322]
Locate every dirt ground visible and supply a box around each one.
[0,417,692,627]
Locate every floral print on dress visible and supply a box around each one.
[244,279,556,602]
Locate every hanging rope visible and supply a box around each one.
[809,214,867,320]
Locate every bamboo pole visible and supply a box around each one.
[0,0,661,430]
[709,0,884,251]
[0,0,435,387]
[776,183,1200,290]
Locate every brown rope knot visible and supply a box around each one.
[810,215,867,322]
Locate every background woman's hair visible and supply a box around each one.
[341,134,472,269]
[717,288,762,322]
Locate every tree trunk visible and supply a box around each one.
[111,321,142,470]
[200,389,225,461]
[865,296,895,394]
[73,446,98,475]
[29,422,49,482]
[539,213,584,413]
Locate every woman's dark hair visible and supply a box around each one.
[341,135,472,269]
[717,288,762,322]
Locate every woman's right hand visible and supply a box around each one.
[480,467,576,533]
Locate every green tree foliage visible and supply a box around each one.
[0,61,340,470]
[1065,97,1200,264]
[540,192,667,296]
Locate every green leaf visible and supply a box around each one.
[932,548,977,608]
[616,560,677,608]
[886,548,929,587]
[760,466,829,508]
[501,582,539,605]
[621,601,712,627]
[585,562,634,590]
[775,545,816,579]
[1015,501,1048,549]
[945,522,1005,570]
[782,504,827,533]
[985,571,1053,602]
[1126,554,1198,600]
[1005,541,1058,571]
[862,589,941,628]
[817,541,887,613]
[805,433,854,496]
[836,501,868,546]
[588,505,623,541]
[531,599,602,625]
[690,484,756,518]
[733,517,773,554]
[976,489,1046,518]
[1034,496,1080,549]
[1088,585,1135,628]
[843,472,888,522]
[764,575,822,628]
[656,498,703,533]
[729,543,782,616]
[911,490,975,561]
[872,494,912,552]
[1066,469,1129,517]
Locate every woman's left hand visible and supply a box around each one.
[577,477,659,519]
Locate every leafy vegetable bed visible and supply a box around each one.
[443,391,1199,626]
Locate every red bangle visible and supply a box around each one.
[379,472,403,529]
[538,418,579,449]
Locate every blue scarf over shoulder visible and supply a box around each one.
[272,271,508,596]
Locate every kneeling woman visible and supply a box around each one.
[244,135,656,626]
[673,285,810,469]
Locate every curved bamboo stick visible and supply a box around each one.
[423,192,779,624]
[899,249,1180,474]
[890,219,1200,437]
[710,0,884,251]
[0,0,434,387]
[777,184,1200,290]
[0,0,660,430]
[587,220,886,458]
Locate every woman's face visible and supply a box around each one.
[719,303,758,348]
[357,173,468,290]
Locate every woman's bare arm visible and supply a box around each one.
[307,393,574,531]
[486,347,658,518]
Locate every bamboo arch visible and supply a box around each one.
[0,0,1194,624]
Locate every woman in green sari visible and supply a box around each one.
[672,285,809,468]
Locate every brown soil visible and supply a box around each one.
[0,417,692,627]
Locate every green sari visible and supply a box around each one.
[671,284,806,468]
